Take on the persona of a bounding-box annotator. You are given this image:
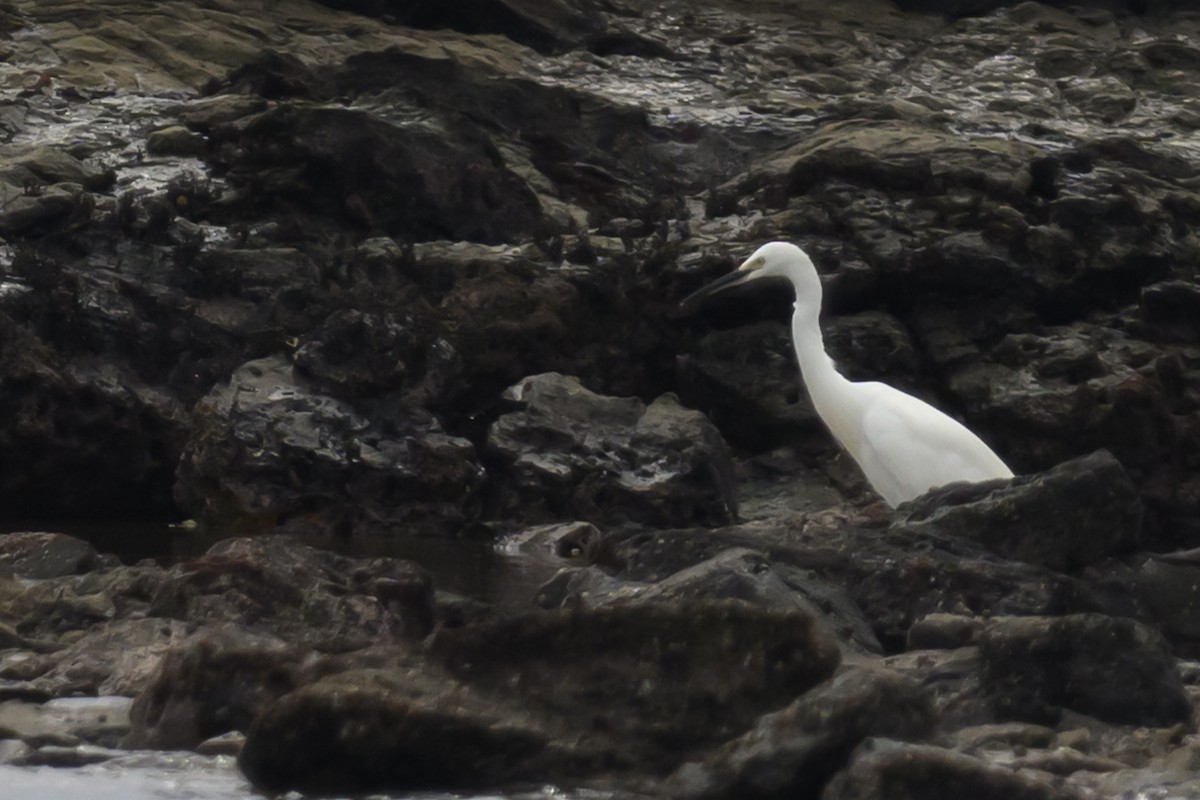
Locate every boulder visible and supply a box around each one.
[486,373,737,527]
[0,533,98,579]
[174,355,483,536]
[240,602,841,793]
[124,627,305,750]
[433,602,841,770]
[979,614,1191,727]
[238,664,560,793]
[894,450,1142,571]
[669,666,935,800]
[540,548,882,654]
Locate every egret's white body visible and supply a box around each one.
[684,241,1013,507]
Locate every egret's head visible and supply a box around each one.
[680,241,817,309]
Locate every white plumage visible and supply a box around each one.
[683,241,1013,507]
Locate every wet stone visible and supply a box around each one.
[0,533,98,579]
[486,373,738,528]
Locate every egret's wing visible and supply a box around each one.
[857,384,1010,506]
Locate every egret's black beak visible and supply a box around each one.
[679,268,756,310]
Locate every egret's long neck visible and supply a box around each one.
[791,297,860,454]
[791,304,842,394]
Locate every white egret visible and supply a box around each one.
[683,241,1013,507]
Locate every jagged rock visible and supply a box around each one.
[293,308,457,399]
[823,738,1085,800]
[486,373,737,527]
[174,355,483,536]
[147,537,435,649]
[894,450,1141,571]
[603,522,1090,652]
[668,666,935,800]
[540,548,882,653]
[979,614,1191,727]
[0,532,97,579]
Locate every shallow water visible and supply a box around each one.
[0,757,623,800]
[0,518,568,614]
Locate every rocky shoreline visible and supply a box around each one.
[2,0,1200,797]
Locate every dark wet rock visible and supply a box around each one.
[239,664,560,794]
[0,145,113,191]
[1140,279,1200,342]
[541,548,882,654]
[0,184,93,236]
[950,722,1058,754]
[124,627,305,750]
[145,125,207,157]
[316,0,607,54]
[174,355,483,536]
[434,603,840,769]
[0,532,97,579]
[907,612,985,650]
[499,520,604,558]
[241,602,840,793]
[0,320,189,517]
[676,321,819,453]
[883,647,990,730]
[823,738,1084,800]
[603,519,1091,653]
[148,537,435,649]
[293,308,456,399]
[209,104,545,242]
[980,614,1191,727]
[894,450,1141,571]
[668,666,934,800]
[486,373,737,528]
[1122,552,1200,658]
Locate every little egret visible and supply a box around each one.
[682,241,1013,506]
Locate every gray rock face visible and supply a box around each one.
[487,373,737,527]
